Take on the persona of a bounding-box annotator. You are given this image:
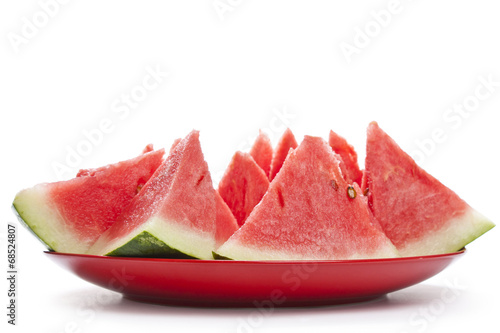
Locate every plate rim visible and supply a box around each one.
[44,247,466,265]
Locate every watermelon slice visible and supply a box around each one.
[12,147,165,254]
[88,131,219,259]
[214,191,239,248]
[216,136,399,260]
[249,130,273,178]
[365,122,495,256]
[269,128,298,181]
[218,151,270,226]
[329,130,363,185]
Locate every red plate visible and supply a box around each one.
[45,249,465,307]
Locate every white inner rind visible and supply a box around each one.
[216,238,399,261]
[13,185,90,254]
[399,207,495,256]
[90,216,216,260]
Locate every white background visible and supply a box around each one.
[1,1,499,332]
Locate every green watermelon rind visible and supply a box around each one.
[212,251,233,260]
[107,231,195,259]
[89,216,217,260]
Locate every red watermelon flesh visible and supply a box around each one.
[249,130,273,178]
[360,169,368,195]
[88,131,218,259]
[365,122,495,256]
[214,190,239,248]
[216,136,399,260]
[334,152,352,184]
[12,147,165,254]
[329,130,363,185]
[169,138,181,153]
[218,151,270,226]
[269,128,298,181]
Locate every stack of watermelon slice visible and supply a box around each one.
[12,122,494,260]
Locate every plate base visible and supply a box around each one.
[123,294,386,308]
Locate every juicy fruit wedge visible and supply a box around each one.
[12,147,165,254]
[88,131,218,259]
[218,152,270,226]
[365,122,495,256]
[269,128,298,181]
[329,130,363,185]
[249,130,273,178]
[216,136,399,260]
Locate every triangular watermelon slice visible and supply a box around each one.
[218,151,270,226]
[249,130,273,178]
[12,147,165,254]
[365,122,495,256]
[88,131,219,259]
[216,136,399,260]
[329,130,363,185]
[269,128,298,181]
